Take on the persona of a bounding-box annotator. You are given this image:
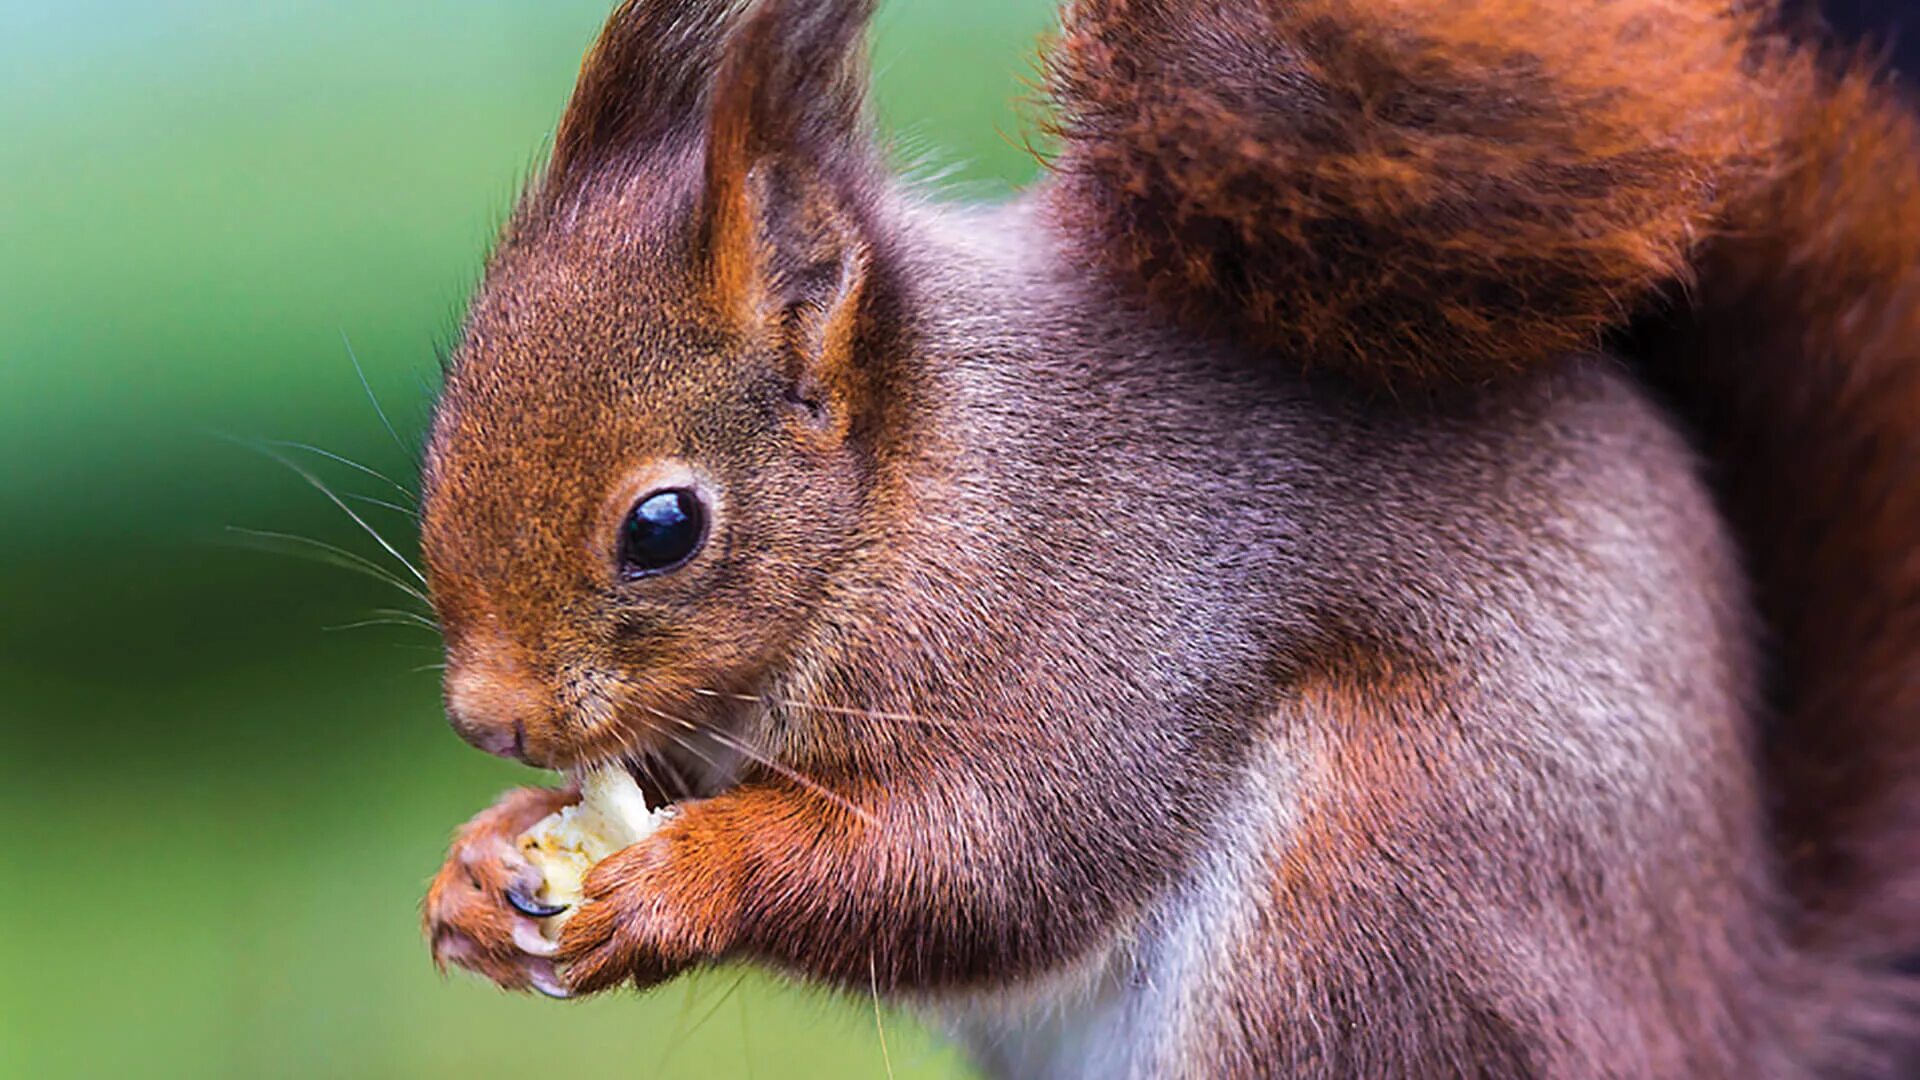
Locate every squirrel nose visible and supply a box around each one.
[444,657,546,762]
[447,708,526,761]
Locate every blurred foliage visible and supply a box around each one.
[0,1,1053,1075]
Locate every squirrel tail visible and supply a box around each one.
[1044,0,1920,978]
[1040,0,1775,383]
[1639,63,1920,967]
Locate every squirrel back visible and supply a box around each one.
[1045,0,1920,974]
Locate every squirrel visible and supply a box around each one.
[418,0,1920,1075]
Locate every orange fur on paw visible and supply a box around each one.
[423,786,579,997]
[555,810,745,995]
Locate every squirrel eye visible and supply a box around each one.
[619,489,706,577]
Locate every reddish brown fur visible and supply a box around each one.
[1636,64,1920,959]
[414,0,1920,1074]
[543,0,745,194]
[1217,644,1823,1074]
[422,785,576,993]
[1049,0,1920,1013]
[1043,0,1779,383]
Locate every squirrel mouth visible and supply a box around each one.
[600,731,744,811]
[554,686,759,808]
[616,756,679,812]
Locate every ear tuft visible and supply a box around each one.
[704,0,878,175]
[545,1,751,194]
[699,0,882,320]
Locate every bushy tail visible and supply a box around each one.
[1041,0,1776,383]
[1639,64,1920,962]
[1043,0,1920,963]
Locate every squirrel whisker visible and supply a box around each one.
[644,704,877,826]
[322,615,441,634]
[690,686,1025,737]
[655,969,753,1076]
[367,607,440,631]
[239,437,427,584]
[638,707,729,769]
[223,526,432,608]
[342,492,421,522]
[259,438,419,507]
[340,329,414,459]
[630,748,693,805]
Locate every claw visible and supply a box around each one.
[506,883,568,919]
[527,960,572,1000]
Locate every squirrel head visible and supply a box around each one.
[420,0,893,769]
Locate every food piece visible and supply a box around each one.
[518,766,670,934]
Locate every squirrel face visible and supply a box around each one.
[420,177,880,770]
[419,0,899,771]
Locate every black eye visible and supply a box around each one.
[619,489,707,577]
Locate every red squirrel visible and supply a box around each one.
[419,0,1920,1074]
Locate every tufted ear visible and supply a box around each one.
[544,1,754,190]
[699,0,884,434]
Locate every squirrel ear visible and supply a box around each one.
[783,241,873,440]
[698,0,882,431]
[699,0,879,314]
[546,1,747,189]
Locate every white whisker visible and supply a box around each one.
[323,616,441,634]
[260,438,417,506]
[369,607,439,630]
[872,953,896,1080]
[225,526,431,606]
[342,329,412,456]
[649,714,733,777]
[690,687,1023,736]
[344,492,421,521]
[630,749,692,805]
[654,976,706,1075]
[254,441,427,584]
[681,971,752,1057]
[644,705,877,827]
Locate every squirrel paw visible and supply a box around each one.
[555,822,739,996]
[423,785,578,998]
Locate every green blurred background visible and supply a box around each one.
[0,2,1052,1075]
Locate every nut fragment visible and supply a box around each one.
[517,767,670,936]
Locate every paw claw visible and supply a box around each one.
[507,883,568,919]
[527,960,572,1000]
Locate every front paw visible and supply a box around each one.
[555,826,741,995]
[424,784,578,998]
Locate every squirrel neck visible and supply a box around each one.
[746,195,1288,825]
